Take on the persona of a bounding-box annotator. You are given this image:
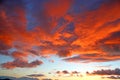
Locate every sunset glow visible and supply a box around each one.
[0,0,120,80]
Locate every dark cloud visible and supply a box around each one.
[71,71,80,77]
[1,59,43,69]
[0,41,11,50]
[56,71,61,74]
[0,0,4,5]
[27,74,45,77]
[72,71,79,74]
[36,40,80,57]
[55,70,81,77]
[0,50,9,56]
[0,0,3,3]
[27,50,39,56]
[99,30,120,56]
[56,70,69,74]
[104,76,120,79]
[63,54,99,63]
[88,68,120,75]
[63,52,120,63]
[62,70,69,74]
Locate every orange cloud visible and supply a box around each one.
[0,0,120,69]
[73,1,120,48]
[44,0,73,18]
[63,0,120,62]
[11,51,28,61]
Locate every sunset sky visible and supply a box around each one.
[0,0,120,80]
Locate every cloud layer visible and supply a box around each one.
[0,0,120,69]
[104,76,120,79]
[88,68,120,75]
[27,74,45,77]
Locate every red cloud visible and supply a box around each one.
[44,0,73,18]
[63,1,120,62]
[0,0,120,69]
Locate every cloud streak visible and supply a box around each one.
[87,68,120,75]
[27,74,45,77]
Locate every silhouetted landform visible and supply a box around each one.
[0,78,11,80]
[42,79,52,80]
[0,76,38,80]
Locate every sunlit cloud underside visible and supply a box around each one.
[0,0,120,80]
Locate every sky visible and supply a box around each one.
[0,0,120,80]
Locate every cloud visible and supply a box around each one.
[104,76,120,79]
[62,70,69,74]
[56,71,61,74]
[63,53,120,63]
[87,68,120,75]
[55,70,81,77]
[0,0,4,5]
[0,0,120,69]
[44,0,73,18]
[56,70,69,75]
[0,41,11,50]
[1,59,43,69]
[0,51,43,69]
[62,0,120,62]
[72,71,79,74]
[27,74,45,77]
